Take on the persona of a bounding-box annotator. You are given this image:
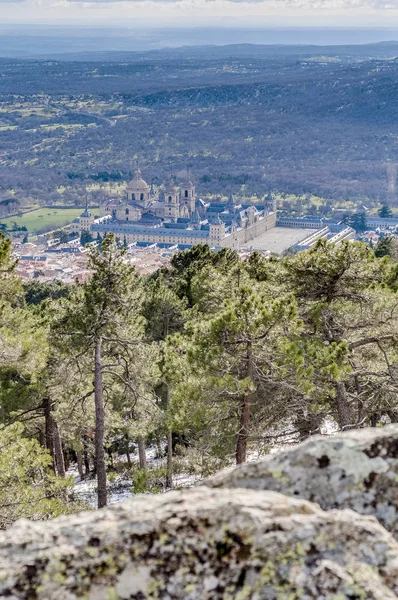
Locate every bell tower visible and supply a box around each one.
[264,193,277,213]
[165,178,179,221]
[181,176,196,216]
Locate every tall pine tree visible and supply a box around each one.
[52,234,146,507]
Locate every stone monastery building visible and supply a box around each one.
[75,169,277,249]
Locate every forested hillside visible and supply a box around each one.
[2,47,398,209]
[1,232,397,520]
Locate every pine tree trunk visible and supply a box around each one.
[235,342,253,465]
[166,384,173,489]
[235,393,251,464]
[43,397,55,472]
[336,382,353,430]
[155,438,163,459]
[125,434,132,467]
[94,337,107,508]
[64,451,70,472]
[38,425,46,449]
[76,450,84,480]
[294,413,322,441]
[53,422,66,477]
[83,443,90,477]
[137,437,147,471]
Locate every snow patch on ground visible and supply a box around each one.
[71,418,341,508]
[71,472,134,508]
[69,443,202,508]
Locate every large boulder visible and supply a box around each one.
[0,488,398,600]
[207,425,398,538]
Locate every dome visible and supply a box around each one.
[127,169,150,193]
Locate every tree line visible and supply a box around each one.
[1,233,398,524]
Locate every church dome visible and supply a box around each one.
[127,169,150,193]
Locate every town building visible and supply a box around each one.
[276,217,355,250]
[70,208,110,234]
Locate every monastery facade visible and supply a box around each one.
[74,169,277,249]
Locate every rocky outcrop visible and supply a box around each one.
[1,425,398,599]
[207,425,398,539]
[1,487,398,600]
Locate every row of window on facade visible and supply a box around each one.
[115,234,202,244]
[131,190,192,202]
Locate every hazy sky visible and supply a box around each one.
[3,0,398,29]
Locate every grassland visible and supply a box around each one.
[0,208,98,234]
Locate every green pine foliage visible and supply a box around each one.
[378,205,393,219]
[1,232,398,523]
[0,423,84,529]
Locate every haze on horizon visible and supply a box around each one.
[4,0,398,36]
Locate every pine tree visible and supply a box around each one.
[378,205,393,219]
[0,232,47,415]
[80,230,93,247]
[0,233,79,521]
[0,422,83,528]
[169,286,320,464]
[52,234,146,507]
[349,212,367,232]
[168,244,239,306]
[142,277,187,486]
[284,239,398,429]
[374,236,393,258]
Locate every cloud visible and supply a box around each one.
[3,0,398,24]
[61,0,398,7]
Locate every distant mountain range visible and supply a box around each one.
[2,26,398,60]
[33,42,398,63]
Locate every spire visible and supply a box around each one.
[81,197,91,218]
[133,160,146,182]
[228,194,235,211]
[183,168,194,187]
[166,176,177,193]
[191,209,201,224]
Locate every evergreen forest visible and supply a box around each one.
[1,232,398,522]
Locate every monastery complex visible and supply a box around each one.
[71,169,277,249]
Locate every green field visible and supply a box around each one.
[0,208,99,234]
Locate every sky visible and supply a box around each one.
[4,0,398,31]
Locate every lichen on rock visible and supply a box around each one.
[1,426,398,599]
[0,487,398,599]
[207,425,398,539]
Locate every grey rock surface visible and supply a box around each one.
[1,487,398,600]
[207,425,398,538]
